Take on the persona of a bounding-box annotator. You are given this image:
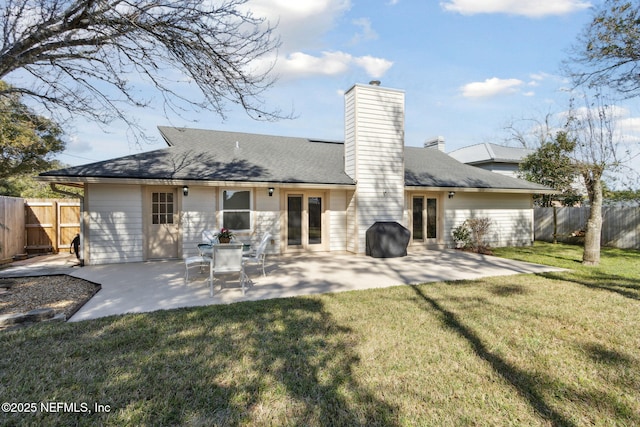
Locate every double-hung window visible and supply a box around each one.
[221,190,251,231]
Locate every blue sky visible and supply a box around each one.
[56,0,640,180]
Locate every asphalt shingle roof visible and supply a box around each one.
[41,127,354,185]
[41,127,549,192]
[405,147,547,190]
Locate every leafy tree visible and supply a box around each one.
[0,81,65,190]
[565,92,627,266]
[0,0,283,141]
[0,161,83,198]
[603,185,640,206]
[519,131,583,207]
[568,0,640,96]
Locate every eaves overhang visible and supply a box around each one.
[36,175,356,190]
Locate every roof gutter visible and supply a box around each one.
[39,176,356,190]
[404,185,559,195]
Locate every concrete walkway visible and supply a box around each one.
[0,250,565,322]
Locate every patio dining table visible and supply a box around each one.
[197,242,251,258]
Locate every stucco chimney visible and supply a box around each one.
[344,82,405,254]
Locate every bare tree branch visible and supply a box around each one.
[0,0,284,143]
[566,0,640,97]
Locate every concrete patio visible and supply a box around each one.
[0,250,565,322]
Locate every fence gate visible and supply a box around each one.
[25,199,81,254]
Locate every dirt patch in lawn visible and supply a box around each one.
[0,275,100,324]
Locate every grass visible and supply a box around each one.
[1,242,639,426]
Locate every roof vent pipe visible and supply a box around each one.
[369,80,381,86]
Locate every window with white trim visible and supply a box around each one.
[221,190,251,231]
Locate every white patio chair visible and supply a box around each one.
[211,243,247,296]
[184,254,211,285]
[198,230,220,258]
[243,232,271,277]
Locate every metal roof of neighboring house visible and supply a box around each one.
[448,143,533,165]
[40,127,549,192]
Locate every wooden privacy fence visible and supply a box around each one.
[25,199,81,254]
[0,196,26,261]
[535,207,640,249]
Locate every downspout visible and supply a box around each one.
[49,184,85,266]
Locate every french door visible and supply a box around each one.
[287,193,325,251]
[412,194,439,245]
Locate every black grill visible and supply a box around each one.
[365,222,410,258]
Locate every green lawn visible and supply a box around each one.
[1,242,639,426]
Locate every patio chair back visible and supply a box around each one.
[202,230,218,245]
[255,232,272,257]
[213,244,244,273]
[211,243,247,296]
[244,232,271,277]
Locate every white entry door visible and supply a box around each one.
[147,187,179,259]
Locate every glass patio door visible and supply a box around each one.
[287,195,303,246]
[412,195,438,244]
[287,193,324,251]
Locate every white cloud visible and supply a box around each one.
[461,77,524,98]
[353,55,393,78]
[350,17,378,44]
[246,0,351,51]
[441,0,591,17]
[278,51,352,77]
[529,72,550,81]
[275,51,393,79]
[241,1,393,82]
[620,116,640,134]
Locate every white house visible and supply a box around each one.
[448,142,534,178]
[39,82,551,265]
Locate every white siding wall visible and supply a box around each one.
[346,190,357,253]
[329,190,348,251]
[86,184,144,264]
[254,187,280,254]
[444,193,534,247]
[344,84,405,253]
[344,90,356,180]
[181,187,216,258]
[477,163,520,178]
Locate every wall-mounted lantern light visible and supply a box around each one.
[183,185,189,197]
[268,187,274,197]
[448,191,455,199]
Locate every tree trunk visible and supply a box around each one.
[582,178,602,266]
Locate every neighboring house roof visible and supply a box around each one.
[404,147,547,191]
[40,127,549,192]
[448,143,533,166]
